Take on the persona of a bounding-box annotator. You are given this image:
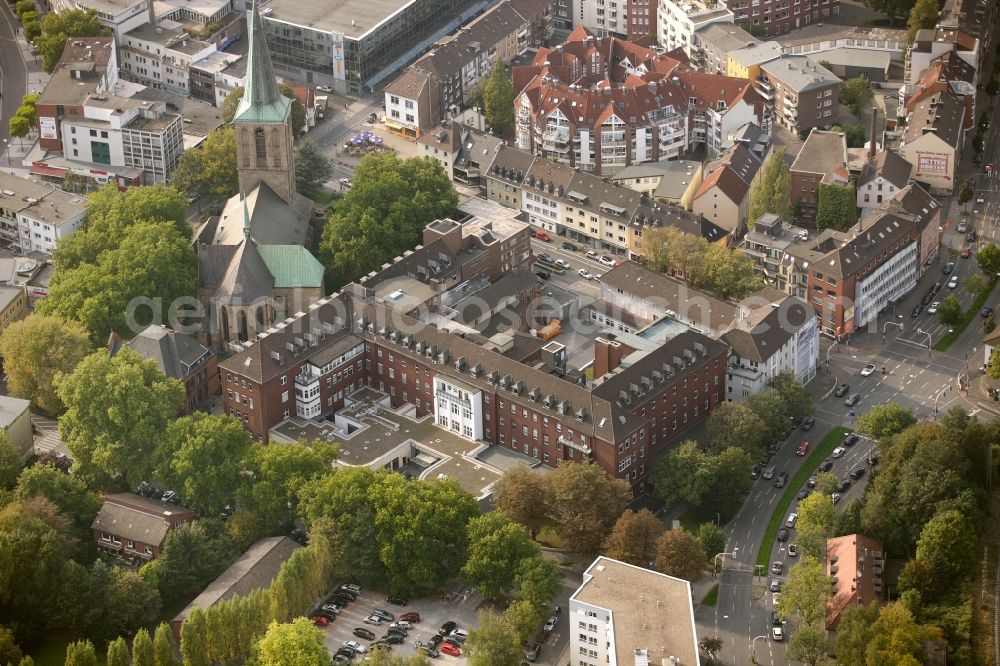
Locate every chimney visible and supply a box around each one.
[147,0,155,26]
[869,105,877,159]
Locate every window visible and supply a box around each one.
[254,128,267,161]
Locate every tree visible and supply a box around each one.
[965,273,990,299]
[14,463,101,535]
[776,556,829,626]
[745,390,793,440]
[787,624,831,666]
[139,519,239,605]
[465,611,522,666]
[705,402,768,457]
[35,9,109,73]
[662,227,709,285]
[95,566,162,643]
[7,115,30,145]
[75,184,191,258]
[652,441,714,507]
[907,0,940,43]
[157,413,252,516]
[768,373,812,422]
[839,77,874,117]
[513,555,562,610]
[63,640,98,666]
[294,141,334,195]
[57,349,184,485]
[319,153,457,290]
[604,509,664,566]
[0,626,22,666]
[40,221,198,343]
[502,600,544,645]
[641,226,674,273]
[795,492,836,557]
[958,181,974,211]
[0,314,93,414]
[549,462,630,555]
[483,62,517,137]
[491,466,551,538]
[937,294,963,326]
[835,602,880,666]
[703,447,755,518]
[654,528,705,582]
[700,243,764,299]
[222,84,306,136]
[816,181,857,230]
[696,523,726,563]
[699,637,722,665]
[865,603,931,664]
[240,439,339,532]
[131,628,155,666]
[166,127,237,203]
[860,0,914,22]
[915,509,977,587]
[977,242,1000,276]
[748,147,793,223]
[855,403,916,440]
[987,349,1000,380]
[257,619,329,666]
[814,471,840,498]
[0,434,20,489]
[153,623,179,666]
[14,104,36,128]
[461,513,540,599]
[838,122,866,148]
[105,638,128,666]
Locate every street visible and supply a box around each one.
[0,0,28,158]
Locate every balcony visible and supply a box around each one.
[559,434,592,455]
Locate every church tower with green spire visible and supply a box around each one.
[234,0,296,203]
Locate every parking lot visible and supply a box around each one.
[316,583,483,662]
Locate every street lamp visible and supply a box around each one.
[2,139,8,167]
[882,320,903,343]
[714,512,721,527]
[751,635,767,664]
[825,339,839,367]
[713,549,739,575]
[916,328,933,357]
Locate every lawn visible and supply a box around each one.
[701,584,719,606]
[754,426,852,569]
[307,187,338,208]
[934,278,997,351]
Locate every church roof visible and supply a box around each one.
[214,184,312,246]
[257,245,325,288]
[214,240,275,304]
[235,0,292,125]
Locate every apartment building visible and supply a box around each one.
[513,28,765,175]
[188,51,246,106]
[789,129,850,223]
[418,122,504,186]
[570,557,700,666]
[691,22,758,74]
[118,325,219,414]
[120,21,216,95]
[906,27,983,92]
[899,52,976,129]
[739,214,812,296]
[759,55,841,134]
[657,0,734,59]
[721,293,817,402]
[726,0,840,36]
[826,535,885,629]
[899,90,968,194]
[0,173,87,254]
[384,0,553,140]
[774,24,907,64]
[691,136,769,234]
[727,41,782,79]
[92,493,195,564]
[52,0,235,43]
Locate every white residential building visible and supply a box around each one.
[0,173,87,254]
[721,293,817,402]
[657,0,734,59]
[856,149,913,215]
[570,557,700,666]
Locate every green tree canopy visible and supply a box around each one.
[748,147,793,223]
[513,554,562,610]
[63,640,98,666]
[860,0,915,21]
[0,625,22,666]
[937,294,962,326]
[976,242,1000,275]
[465,611,522,666]
[139,519,239,606]
[319,153,457,290]
[56,348,185,485]
[865,603,940,664]
[907,0,941,43]
[294,141,334,195]
[654,528,705,582]
[131,628,155,666]
[651,442,753,518]
[157,413,253,516]
[35,9,110,73]
[0,433,21,490]
[696,523,726,562]
[461,513,540,599]
[775,555,829,626]
[787,624,831,666]
[795,492,836,557]
[745,390,793,440]
[855,403,916,440]
[965,273,990,299]
[816,181,858,231]
[839,77,874,117]
[834,601,881,666]
[240,439,339,532]
[958,181,974,210]
[0,314,93,414]
[483,62,517,137]
[502,600,544,645]
[8,115,30,141]
[914,509,977,589]
[257,619,329,666]
[170,127,238,203]
[549,461,630,555]
[491,465,551,538]
[14,463,101,536]
[222,85,306,136]
[603,508,664,566]
[705,402,768,457]
[154,622,179,666]
[105,637,128,666]
[767,373,812,422]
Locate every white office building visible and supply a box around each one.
[657,0,734,59]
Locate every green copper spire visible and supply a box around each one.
[234,0,292,124]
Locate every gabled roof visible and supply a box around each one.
[92,494,193,547]
[902,90,967,147]
[385,69,432,100]
[858,150,913,189]
[127,325,212,379]
[721,296,811,362]
[212,184,312,247]
[694,164,750,207]
[257,245,325,289]
[235,0,292,125]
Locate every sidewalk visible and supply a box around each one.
[1,20,51,169]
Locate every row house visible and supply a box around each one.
[690,127,771,235]
[513,27,765,174]
[857,148,913,216]
[691,22,759,74]
[725,0,839,37]
[383,0,554,140]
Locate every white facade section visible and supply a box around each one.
[433,376,483,441]
[385,91,423,137]
[858,176,902,215]
[854,240,917,326]
[522,188,564,233]
[657,0,733,59]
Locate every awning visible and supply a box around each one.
[30,165,68,178]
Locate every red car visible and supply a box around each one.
[795,441,809,456]
[311,615,330,627]
[440,643,461,656]
[962,247,971,258]
[534,230,551,242]
[399,612,421,623]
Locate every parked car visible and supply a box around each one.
[353,628,375,641]
[561,241,578,251]
[335,648,357,659]
[770,578,781,592]
[371,609,395,621]
[843,434,859,447]
[586,250,600,261]
[948,275,960,289]
[380,633,404,645]
[962,247,972,258]
[440,643,461,657]
[364,615,383,626]
[762,466,776,480]
[982,306,994,318]
[800,416,815,431]
[543,617,558,632]
[968,230,977,243]
[322,603,344,614]
[861,364,877,376]
[774,471,788,488]
[834,383,849,397]
[850,467,866,479]
[390,621,413,631]
[428,634,445,648]
[777,528,789,542]
[806,475,817,488]
[387,626,408,637]
[534,230,551,241]
[751,465,761,480]
[771,612,782,626]
[537,253,554,264]
[386,596,408,606]
[839,477,851,491]
[831,446,846,458]
[315,610,338,621]
[771,561,784,575]
[578,268,594,280]
[787,544,798,557]
[957,221,968,233]
[928,301,940,314]
[845,393,861,407]
[418,646,439,658]
[526,643,542,662]
[337,587,359,599]
[440,621,458,635]
[943,262,955,274]
[910,304,923,318]
[796,441,809,456]
[534,269,550,280]
[311,615,330,627]
[819,459,834,472]
[832,493,842,504]
[332,653,352,663]
[796,488,811,500]
[343,641,368,655]
[786,513,798,528]
[554,258,571,270]
[399,612,421,623]
[772,627,784,641]
[449,628,469,642]
[599,255,616,267]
